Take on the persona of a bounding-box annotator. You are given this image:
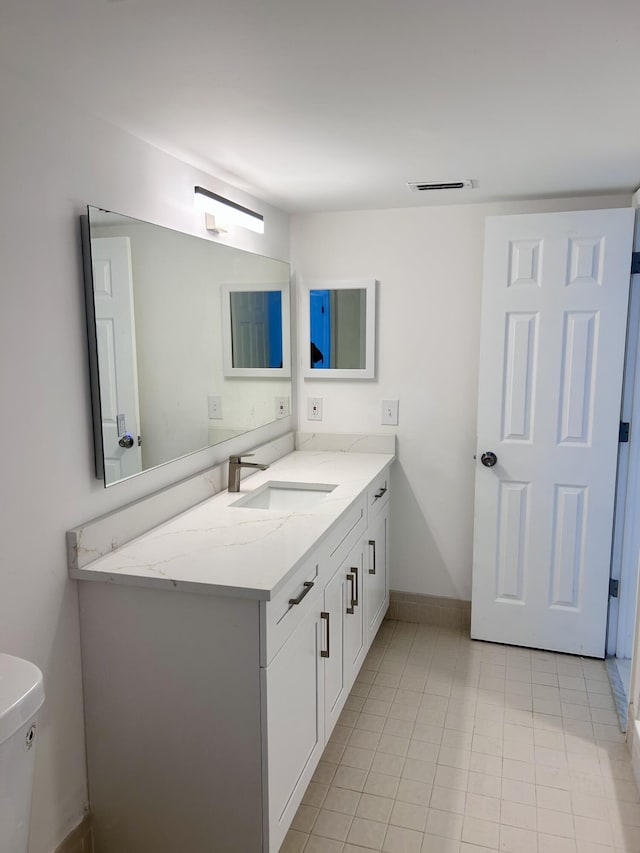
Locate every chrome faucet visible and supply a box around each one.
[228,453,269,493]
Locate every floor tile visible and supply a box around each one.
[383,823,424,853]
[430,785,466,814]
[323,786,361,816]
[304,836,345,853]
[464,792,500,822]
[333,766,368,792]
[364,772,401,799]
[390,800,428,832]
[396,778,432,807]
[426,807,464,841]
[536,806,574,838]
[312,808,353,841]
[280,829,308,853]
[292,804,319,833]
[281,622,640,853]
[468,772,501,799]
[500,778,535,806]
[420,834,460,852]
[461,815,500,848]
[537,834,577,853]
[346,816,387,849]
[499,823,537,853]
[356,793,394,823]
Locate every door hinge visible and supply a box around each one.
[632,252,640,275]
[620,422,630,443]
[609,578,619,598]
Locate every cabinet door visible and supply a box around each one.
[366,506,389,644]
[323,567,346,734]
[343,543,365,690]
[263,603,324,853]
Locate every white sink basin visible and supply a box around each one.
[231,481,337,510]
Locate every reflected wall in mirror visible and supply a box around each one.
[221,283,291,377]
[302,278,376,379]
[81,207,291,487]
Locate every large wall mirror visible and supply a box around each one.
[81,206,291,487]
[301,278,376,379]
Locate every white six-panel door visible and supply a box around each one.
[471,208,634,657]
[91,236,143,483]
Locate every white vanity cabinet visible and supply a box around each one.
[75,454,392,853]
[263,480,389,853]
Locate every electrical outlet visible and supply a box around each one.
[308,397,323,421]
[208,395,223,419]
[381,399,399,425]
[275,396,290,419]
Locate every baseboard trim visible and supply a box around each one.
[53,815,92,853]
[630,715,640,793]
[388,590,471,629]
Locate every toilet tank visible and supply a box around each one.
[0,653,45,853]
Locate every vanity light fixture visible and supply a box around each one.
[194,186,265,234]
[407,179,474,192]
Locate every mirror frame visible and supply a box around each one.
[301,278,376,379]
[221,282,291,378]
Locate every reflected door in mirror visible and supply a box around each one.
[91,236,142,481]
[309,289,366,370]
[230,291,283,369]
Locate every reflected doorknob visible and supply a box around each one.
[118,433,135,449]
[480,451,498,467]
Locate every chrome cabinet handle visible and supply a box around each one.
[347,574,355,614]
[373,486,387,501]
[289,581,314,606]
[321,612,330,658]
[369,539,376,575]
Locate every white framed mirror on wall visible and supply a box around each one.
[81,206,291,487]
[221,282,291,378]
[301,278,376,379]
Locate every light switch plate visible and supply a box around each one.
[381,399,399,425]
[208,395,223,419]
[308,397,323,421]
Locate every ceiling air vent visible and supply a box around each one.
[407,180,473,192]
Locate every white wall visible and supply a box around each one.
[0,68,289,852]
[291,194,630,602]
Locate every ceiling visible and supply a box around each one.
[1,0,639,212]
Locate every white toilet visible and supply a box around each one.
[0,653,45,853]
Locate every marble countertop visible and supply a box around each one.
[69,450,394,600]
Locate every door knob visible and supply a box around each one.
[118,433,134,449]
[480,452,498,467]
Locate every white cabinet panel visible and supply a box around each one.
[366,505,389,645]
[323,568,346,734]
[263,601,324,853]
[343,544,365,688]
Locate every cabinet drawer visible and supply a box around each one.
[325,496,367,573]
[261,555,322,666]
[367,468,390,516]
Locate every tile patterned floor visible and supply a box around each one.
[279,620,640,853]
